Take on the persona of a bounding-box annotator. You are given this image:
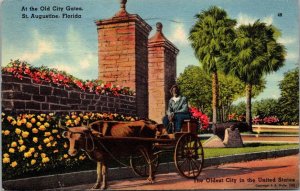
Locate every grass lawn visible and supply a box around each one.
[204,143,299,158]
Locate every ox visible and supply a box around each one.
[62,120,157,190]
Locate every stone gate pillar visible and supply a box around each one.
[95,0,152,118]
[148,22,179,123]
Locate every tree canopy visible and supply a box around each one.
[278,67,299,123]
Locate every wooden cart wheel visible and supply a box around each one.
[130,145,159,177]
[174,133,204,178]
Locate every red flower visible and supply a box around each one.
[189,107,209,129]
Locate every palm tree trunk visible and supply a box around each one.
[246,83,253,131]
[212,72,219,124]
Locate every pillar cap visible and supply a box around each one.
[115,0,129,17]
[149,22,179,54]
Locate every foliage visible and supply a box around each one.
[189,107,210,129]
[189,6,236,124]
[2,60,134,96]
[177,65,212,115]
[252,98,279,117]
[2,112,137,180]
[220,20,286,127]
[278,68,299,123]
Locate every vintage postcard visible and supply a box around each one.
[1,0,299,190]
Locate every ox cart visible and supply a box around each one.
[90,119,204,180]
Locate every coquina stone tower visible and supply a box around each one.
[95,0,152,118]
[148,22,179,122]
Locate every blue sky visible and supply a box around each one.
[1,0,299,102]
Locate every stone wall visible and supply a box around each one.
[1,74,137,115]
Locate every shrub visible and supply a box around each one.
[1,112,137,180]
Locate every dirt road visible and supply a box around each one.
[63,154,299,190]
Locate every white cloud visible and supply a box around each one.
[169,23,189,45]
[79,54,93,69]
[286,51,299,61]
[20,29,55,62]
[50,63,75,74]
[278,36,297,45]
[236,13,273,27]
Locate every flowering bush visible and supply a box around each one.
[189,107,210,129]
[227,113,246,122]
[2,60,134,96]
[252,115,280,125]
[2,112,137,180]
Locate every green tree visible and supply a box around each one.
[189,6,236,124]
[278,68,299,123]
[177,65,212,116]
[252,98,279,117]
[221,21,286,130]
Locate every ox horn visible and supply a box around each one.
[58,119,68,130]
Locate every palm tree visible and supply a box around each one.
[221,20,286,130]
[189,6,236,124]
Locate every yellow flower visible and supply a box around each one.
[15,128,22,135]
[11,120,17,125]
[34,152,39,158]
[43,138,50,144]
[36,122,41,127]
[83,115,89,120]
[64,154,68,159]
[66,120,72,126]
[24,152,32,158]
[71,115,77,119]
[19,145,26,152]
[52,129,58,134]
[22,131,29,138]
[41,114,46,117]
[31,118,36,124]
[38,145,43,150]
[44,122,50,128]
[3,153,9,158]
[44,132,51,137]
[46,143,51,147]
[63,142,68,148]
[18,139,24,145]
[26,122,32,128]
[9,148,15,153]
[65,116,70,120]
[10,161,17,167]
[11,142,17,147]
[57,135,61,139]
[17,120,22,126]
[3,157,10,163]
[42,157,50,163]
[21,118,27,124]
[31,159,36,165]
[79,155,86,160]
[49,136,54,141]
[29,148,35,153]
[4,130,10,135]
[39,125,46,131]
[7,116,13,122]
[39,117,45,122]
[41,153,46,158]
[33,137,38,143]
[32,128,39,134]
[52,141,57,147]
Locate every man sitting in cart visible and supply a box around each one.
[162,85,191,133]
